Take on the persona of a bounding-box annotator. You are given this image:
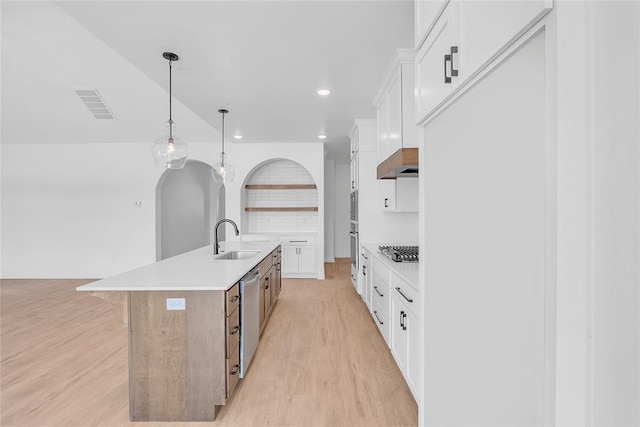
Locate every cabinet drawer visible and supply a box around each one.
[226,305,240,358]
[371,271,390,317]
[391,271,419,318]
[226,283,240,317]
[259,256,273,278]
[372,256,390,281]
[226,344,240,399]
[372,295,391,347]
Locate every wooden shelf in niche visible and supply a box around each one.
[245,184,317,189]
[245,207,318,212]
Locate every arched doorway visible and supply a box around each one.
[156,160,225,260]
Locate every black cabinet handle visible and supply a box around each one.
[384,198,389,208]
[373,310,384,325]
[362,254,368,260]
[444,53,452,83]
[230,325,240,335]
[400,311,407,331]
[374,286,384,297]
[231,365,240,376]
[352,180,355,189]
[450,46,459,77]
[230,295,240,303]
[395,287,413,303]
[362,265,367,276]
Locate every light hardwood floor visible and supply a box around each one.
[1,260,417,427]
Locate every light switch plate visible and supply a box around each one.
[166,298,186,311]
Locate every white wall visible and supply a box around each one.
[0,141,224,278]
[324,158,335,262]
[222,141,326,279]
[334,164,350,258]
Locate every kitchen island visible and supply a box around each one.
[77,240,281,422]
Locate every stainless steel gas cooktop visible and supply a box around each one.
[378,245,419,263]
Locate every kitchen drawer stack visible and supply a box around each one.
[358,245,421,403]
[225,283,241,398]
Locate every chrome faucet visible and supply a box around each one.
[214,219,239,254]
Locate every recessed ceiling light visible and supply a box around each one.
[317,89,331,96]
[318,134,327,139]
[234,135,243,139]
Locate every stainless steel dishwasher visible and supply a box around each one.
[239,267,260,378]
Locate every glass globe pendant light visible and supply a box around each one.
[152,52,188,169]
[212,109,235,184]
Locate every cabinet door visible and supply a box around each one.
[350,127,359,158]
[415,0,449,48]
[269,266,277,305]
[263,273,272,315]
[406,308,421,400]
[390,293,408,372]
[415,2,458,124]
[400,63,418,148]
[259,279,265,326]
[458,0,552,82]
[387,72,402,156]
[377,94,390,162]
[379,180,397,212]
[351,154,359,191]
[297,246,316,274]
[281,245,298,274]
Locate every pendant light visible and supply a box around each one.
[151,52,188,169]
[212,109,235,184]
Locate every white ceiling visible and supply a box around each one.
[1,1,414,162]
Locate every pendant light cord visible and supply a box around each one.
[168,59,173,141]
[220,110,226,167]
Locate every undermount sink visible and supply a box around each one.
[214,250,260,260]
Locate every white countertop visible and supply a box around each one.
[76,241,280,292]
[362,243,419,290]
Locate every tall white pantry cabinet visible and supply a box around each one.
[416,1,640,427]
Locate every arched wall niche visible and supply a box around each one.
[241,158,318,234]
[155,160,225,260]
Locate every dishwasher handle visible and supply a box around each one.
[241,268,260,286]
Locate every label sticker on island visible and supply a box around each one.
[166,298,186,311]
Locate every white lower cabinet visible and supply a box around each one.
[360,247,373,312]
[281,237,317,278]
[390,272,421,401]
[371,270,391,346]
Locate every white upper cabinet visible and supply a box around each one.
[415,0,449,48]
[416,3,459,123]
[415,0,553,125]
[374,50,418,163]
[457,0,553,82]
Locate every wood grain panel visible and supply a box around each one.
[128,291,226,422]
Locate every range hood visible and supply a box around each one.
[377,148,418,179]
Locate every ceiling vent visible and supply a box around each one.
[74,88,116,120]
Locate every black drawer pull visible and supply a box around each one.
[230,325,240,335]
[373,310,384,325]
[230,295,240,303]
[231,365,240,376]
[374,286,384,297]
[395,287,413,303]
